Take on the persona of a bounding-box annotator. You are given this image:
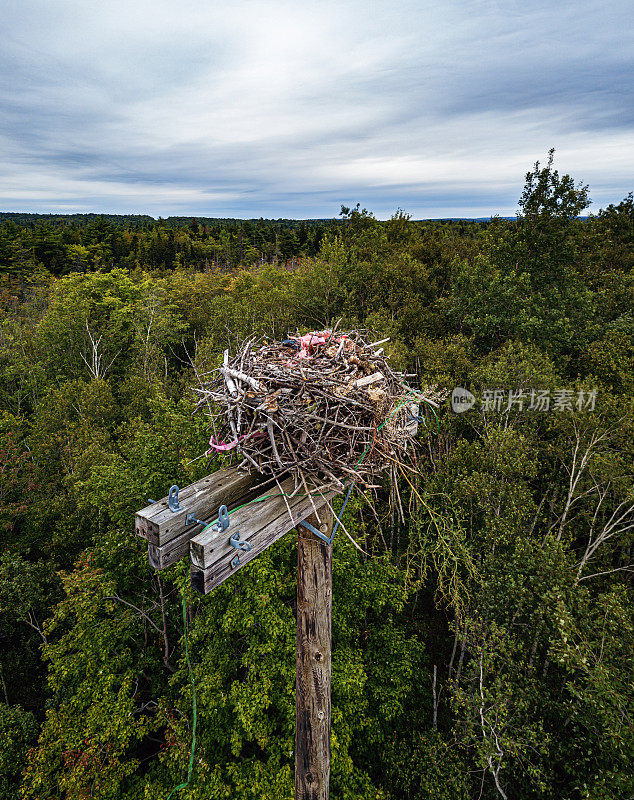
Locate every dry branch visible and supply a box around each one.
[194,329,446,491]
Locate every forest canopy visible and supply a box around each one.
[0,157,633,799]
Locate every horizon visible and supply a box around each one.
[0,210,599,223]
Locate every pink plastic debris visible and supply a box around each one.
[296,331,329,360]
[207,430,265,454]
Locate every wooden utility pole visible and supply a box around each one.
[295,507,333,800]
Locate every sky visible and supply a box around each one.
[1,0,632,219]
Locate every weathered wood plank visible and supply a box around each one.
[190,482,337,594]
[135,467,260,547]
[148,533,191,570]
[295,508,333,800]
[144,476,271,570]
[191,476,301,568]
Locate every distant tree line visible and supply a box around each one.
[0,211,485,280]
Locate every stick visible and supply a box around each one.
[223,350,238,396]
[267,417,284,469]
[221,366,262,393]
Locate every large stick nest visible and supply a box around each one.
[194,329,446,489]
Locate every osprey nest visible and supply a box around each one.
[194,330,446,489]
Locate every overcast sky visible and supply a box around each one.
[1,0,632,219]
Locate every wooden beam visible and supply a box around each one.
[135,466,260,547]
[295,507,333,800]
[148,532,191,570]
[190,479,337,594]
[146,478,268,570]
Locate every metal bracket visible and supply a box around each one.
[186,513,207,527]
[168,485,181,512]
[229,530,251,568]
[229,531,252,552]
[298,484,354,546]
[217,505,230,531]
[298,519,334,545]
[200,505,231,535]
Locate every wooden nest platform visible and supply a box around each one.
[194,329,446,490]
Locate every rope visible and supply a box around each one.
[200,487,331,533]
[331,483,354,540]
[166,592,197,799]
[418,397,440,432]
[355,393,417,466]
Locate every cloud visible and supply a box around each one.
[0,0,632,217]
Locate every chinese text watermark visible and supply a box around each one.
[451,387,597,414]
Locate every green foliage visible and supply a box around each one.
[0,411,33,543]
[518,148,590,222]
[408,494,477,617]
[0,704,37,799]
[20,558,161,800]
[0,159,633,798]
